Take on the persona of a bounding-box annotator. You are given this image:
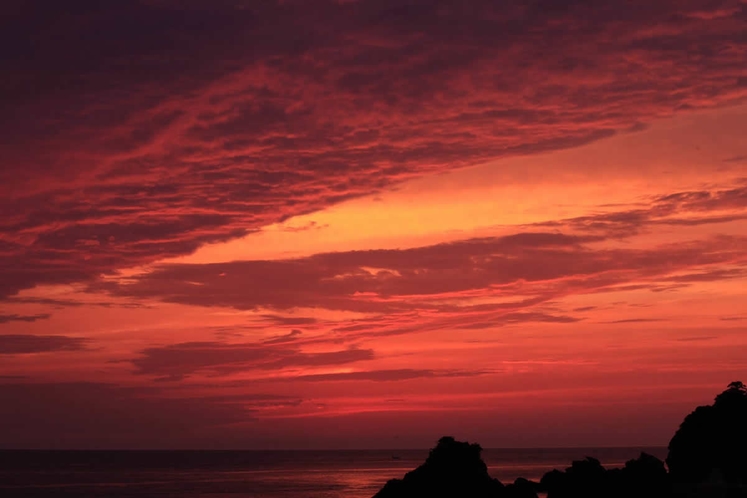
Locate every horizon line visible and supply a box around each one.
[0,445,669,452]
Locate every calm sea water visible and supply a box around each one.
[0,447,667,498]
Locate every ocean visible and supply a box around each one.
[0,447,667,497]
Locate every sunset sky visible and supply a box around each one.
[1,0,746,450]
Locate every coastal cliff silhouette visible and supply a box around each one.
[667,380,747,496]
[373,437,505,498]
[373,382,747,498]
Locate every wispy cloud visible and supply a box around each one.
[131,342,374,380]
[278,368,493,383]
[0,335,87,354]
[102,231,747,315]
[0,313,50,324]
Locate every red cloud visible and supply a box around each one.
[0,313,50,324]
[1,1,746,298]
[281,368,493,382]
[131,342,374,380]
[534,184,747,238]
[0,335,87,354]
[104,230,746,315]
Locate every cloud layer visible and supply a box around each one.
[1,0,746,297]
[0,335,87,354]
[2,1,747,450]
[132,342,374,380]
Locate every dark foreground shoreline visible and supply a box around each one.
[0,447,665,498]
[0,383,743,498]
[374,382,747,498]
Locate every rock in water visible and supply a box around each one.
[373,436,512,498]
[539,453,670,498]
[505,477,541,498]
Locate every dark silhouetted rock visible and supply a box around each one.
[667,381,747,489]
[539,468,566,494]
[375,383,747,498]
[624,452,667,479]
[504,477,539,498]
[541,457,607,498]
[619,452,670,498]
[540,453,670,498]
[373,436,505,498]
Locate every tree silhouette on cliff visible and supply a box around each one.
[667,381,747,485]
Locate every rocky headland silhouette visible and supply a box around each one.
[374,381,747,498]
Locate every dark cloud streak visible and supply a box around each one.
[0,313,51,324]
[0,335,87,354]
[104,231,747,313]
[131,342,374,380]
[282,368,493,382]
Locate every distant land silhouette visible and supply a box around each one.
[374,382,747,498]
